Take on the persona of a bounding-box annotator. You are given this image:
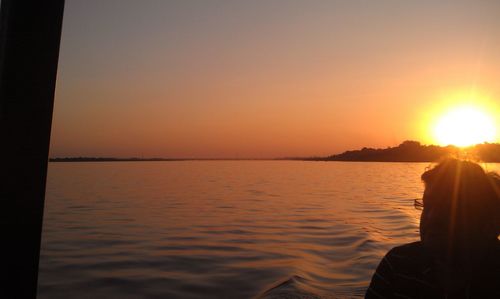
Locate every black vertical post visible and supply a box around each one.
[0,1,65,298]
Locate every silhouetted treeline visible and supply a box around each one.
[304,141,500,162]
[474,143,500,162]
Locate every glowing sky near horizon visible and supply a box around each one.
[50,0,500,158]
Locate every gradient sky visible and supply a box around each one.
[50,0,500,158]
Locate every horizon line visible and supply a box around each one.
[49,141,500,162]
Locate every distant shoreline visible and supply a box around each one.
[48,159,446,163]
[49,141,500,163]
[49,157,275,162]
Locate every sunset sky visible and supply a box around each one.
[50,0,500,158]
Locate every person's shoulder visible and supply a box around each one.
[366,242,431,298]
[383,241,429,271]
[386,241,424,258]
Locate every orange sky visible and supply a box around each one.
[50,1,500,158]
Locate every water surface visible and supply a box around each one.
[38,161,500,298]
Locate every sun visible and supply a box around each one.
[433,105,496,147]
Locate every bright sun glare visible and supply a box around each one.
[434,106,496,147]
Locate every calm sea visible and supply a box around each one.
[38,161,500,298]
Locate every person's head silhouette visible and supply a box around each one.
[420,158,500,264]
[367,158,500,298]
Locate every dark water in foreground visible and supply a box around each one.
[38,161,500,298]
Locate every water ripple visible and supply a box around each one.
[36,161,453,298]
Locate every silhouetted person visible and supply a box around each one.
[366,158,500,298]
